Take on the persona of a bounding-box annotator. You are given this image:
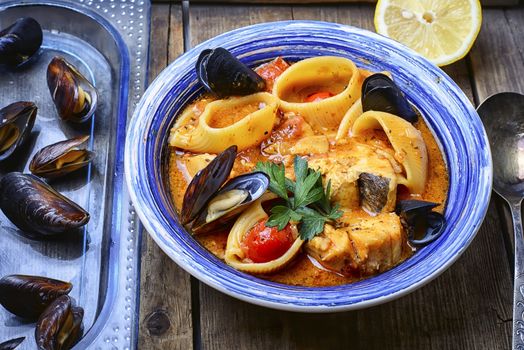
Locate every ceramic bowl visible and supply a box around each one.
[125,21,492,312]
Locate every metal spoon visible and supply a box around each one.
[477,92,524,349]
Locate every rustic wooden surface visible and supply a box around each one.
[157,1,522,7]
[140,3,524,349]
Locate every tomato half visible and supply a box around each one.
[243,219,294,263]
[305,91,334,103]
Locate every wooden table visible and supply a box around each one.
[139,2,524,349]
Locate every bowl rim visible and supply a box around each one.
[125,20,493,312]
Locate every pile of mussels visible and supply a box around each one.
[0,17,98,350]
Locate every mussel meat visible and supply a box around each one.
[180,145,237,224]
[0,17,42,66]
[0,172,90,236]
[0,275,72,320]
[35,295,83,350]
[196,47,266,98]
[0,337,25,350]
[0,101,37,161]
[361,73,418,123]
[396,199,446,247]
[30,135,94,179]
[47,56,98,123]
[192,172,270,234]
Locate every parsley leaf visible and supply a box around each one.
[255,162,288,201]
[255,156,343,241]
[266,205,302,231]
[296,207,328,241]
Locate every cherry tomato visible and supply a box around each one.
[243,220,294,263]
[255,57,290,92]
[305,91,334,103]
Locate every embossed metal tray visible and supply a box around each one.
[0,1,149,348]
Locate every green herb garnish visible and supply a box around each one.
[255,156,342,241]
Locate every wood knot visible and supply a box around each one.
[145,309,171,336]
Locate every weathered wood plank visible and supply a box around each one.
[470,8,524,101]
[138,4,194,350]
[187,4,513,349]
[159,0,522,7]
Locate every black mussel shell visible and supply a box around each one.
[0,101,37,161]
[35,295,84,350]
[192,172,270,234]
[358,172,390,214]
[47,56,98,123]
[0,275,72,320]
[181,145,237,224]
[0,337,25,350]
[0,172,90,236]
[396,199,446,247]
[0,17,42,66]
[30,135,94,179]
[362,73,418,123]
[197,47,266,98]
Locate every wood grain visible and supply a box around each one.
[185,4,514,349]
[138,4,194,350]
[156,0,522,7]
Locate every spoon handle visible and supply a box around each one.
[512,200,524,349]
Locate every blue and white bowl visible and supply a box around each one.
[125,21,492,312]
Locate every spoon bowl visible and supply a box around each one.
[477,92,524,349]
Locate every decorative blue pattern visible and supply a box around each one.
[124,21,492,311]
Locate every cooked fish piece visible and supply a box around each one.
[306,212,405,276]
[308,143,397,212]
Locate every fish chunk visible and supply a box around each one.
[306,212,405,276]
[308,143,397,212]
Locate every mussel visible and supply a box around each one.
[181,145,270,233]
[396,199,446,247]
[47,56,98,123]
[196,47,266,98]
[0,275,72,320]
[0,17,42,66]
[0,337,24,350]
[0,101,37,161]
[361,73,418,123]
[181,145,237,224]
[35,295,83,350]
[30,135,94,179]
[0,172,90,236]
[192,172,270,234]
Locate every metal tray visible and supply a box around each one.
[0,0,149,348]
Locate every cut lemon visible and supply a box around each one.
[374,0,482,66]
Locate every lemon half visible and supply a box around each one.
[374,0,482,66]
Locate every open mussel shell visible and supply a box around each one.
[0,17,42,66]
[196,47,266,98]
[396,199,446,247]
[181,145,237,224]
[0,172,90,236]
[192,172,270,234]
[47,56,98,123]
[0,337,25,350]
[35,295,84,350]
[30,135,94,179]
[0,101,37,161]
[361,73,418,123]
[0,275,72,320]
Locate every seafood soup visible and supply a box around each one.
[167,49,448,287]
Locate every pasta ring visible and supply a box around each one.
[273,56,361,130]
[225,193,304,274]
[351,111,428,194]
[169,92,278,153]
